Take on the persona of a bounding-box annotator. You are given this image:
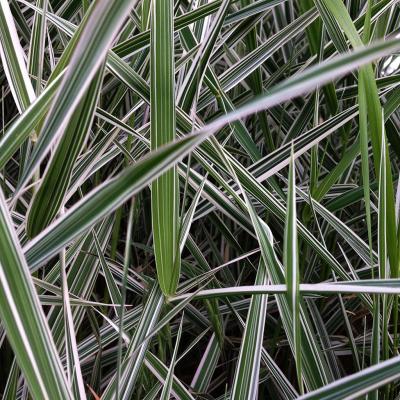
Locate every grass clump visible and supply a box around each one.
[0,0,400,399]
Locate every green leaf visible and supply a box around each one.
[284,148,303,393]
[299,354,400,400]
[231,260,268,400]
[27,0,47,95]
[151,0,180,296]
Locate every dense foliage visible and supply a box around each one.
[0,0,400,399]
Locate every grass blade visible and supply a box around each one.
[231,260,268,400]
[284,148,303,393]
[151,0,180,296]
[0,188,72,399]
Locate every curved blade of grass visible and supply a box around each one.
[171,282,400,299]
[299,354,400,400]
[0,188,72,399]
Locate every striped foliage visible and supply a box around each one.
[0,1,399,399]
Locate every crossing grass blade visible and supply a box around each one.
[18,0,133,191]
[26,63,106,238]
[23,130,217,270]
[299,354,400,400]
